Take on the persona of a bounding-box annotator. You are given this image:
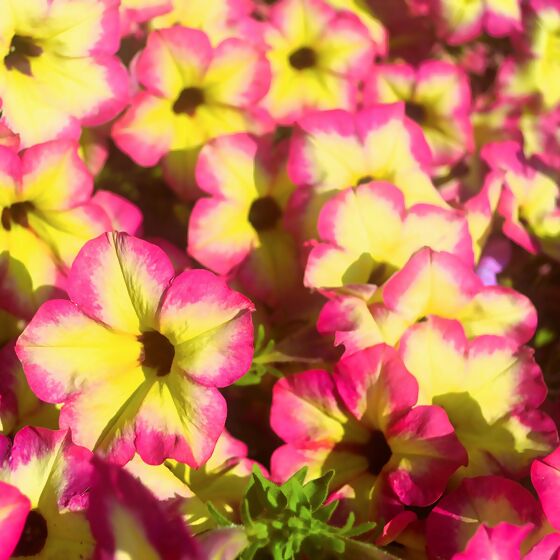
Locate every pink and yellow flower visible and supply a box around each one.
[431,0,522,45]
[0,0,128,148]
[16,232,255,467]
[399,316,557,479]
[318,248,537,357]
[287,105,446,239]
[0,140,136,319]
[261,0,376,123]
[188,133,301,306]
[304,180,473,291]
[466,140,560,259]
[426,476,542,559]
[119,0,171,36]
[531,446,560,531]
[88,458,200,559]
[112,26,271,198]
[270,345,467,520]
[364,60,473,166]
[0,427,94,559]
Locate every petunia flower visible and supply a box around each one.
[0,0,128,148]
[363,60,473,166]
[0,140,137,319]
[426,476,542,559]
[270,345,467,520]
[0,427,94,559]
[317,248,537,357]
[287,105,446,239]
[466,140,560,259]
[304,180,473,291]
[112,26,271,199]
[260,0,376,124]
[88,458,200,559]
[430,0,522,45]
[119,0,172,36]
[16,232,255,467]
[188,133,301,306]
[0,481,30,560]
[399,316,557,479]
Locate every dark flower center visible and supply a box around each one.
[4,35,43,76]
[404,101,427,124]
[13,510,48,557]
[1,201,34,231]
[289,47,317,70]
[139,331,175,376]
[248,196,282,231]
[173,87,205,115]
[356,175,373,186]
[365,430,392,475]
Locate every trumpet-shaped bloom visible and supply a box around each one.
[304,181,473,291]
[261,0,376,123]
[0,427,94,559]
[88,458,200,559]
[364,61,473,166]
[188,133,300,306]
[0,481,30,560]
[399,316,557,478]
[431,0,522,45]
[287,105,445,238]
[270,345,467,519]
[16,232,254,467]
[0,0,128,148]
[0,140,133,319]
[426,476,542,559]
[317,248,538,357]
[466,141,560,258]
[112,26,271,197]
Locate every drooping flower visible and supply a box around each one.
[0,427,94,559]
[318,248,537,357]
[426,476,542,559]
[363,60,473,166]
[112,26,271,199]
[188,133,301,306]
[287,105,446,239]
[16,232,255,467]
[399,316,557,479]
[430,0,522,45]
[304,180,473,291]
[0,140,136,319]
[270,345,467,521]
[260,0,376,124]
[87,458,200,559]
[0,0,128,148]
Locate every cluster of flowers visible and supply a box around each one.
[2,0,560,558]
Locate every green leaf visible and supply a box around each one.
[303,470,334,511]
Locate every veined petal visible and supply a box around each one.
[159,269,254,386]
[67,233,174,333]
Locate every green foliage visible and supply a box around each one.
[229,467,376,559]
